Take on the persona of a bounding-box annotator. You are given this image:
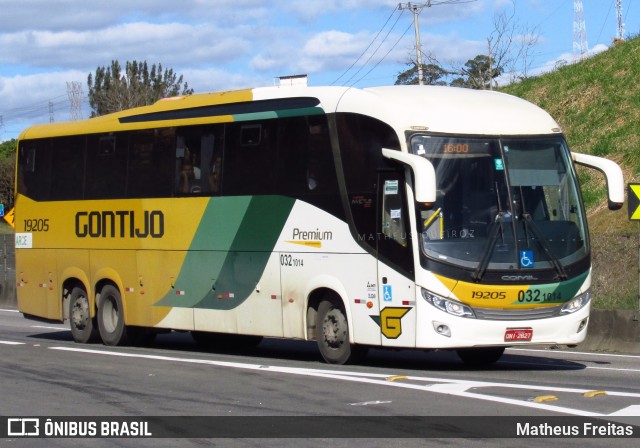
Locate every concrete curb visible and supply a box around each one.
[579,308,640,354]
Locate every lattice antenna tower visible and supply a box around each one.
[573,0,588,61]
[66,81,83,121]
[616,0,625,41]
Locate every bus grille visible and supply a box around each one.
[473,305,561,321]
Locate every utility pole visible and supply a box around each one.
[399,2,431,85]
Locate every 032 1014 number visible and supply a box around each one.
[279,254,303,267]
[24,218,50,232]
[518,289,541,302]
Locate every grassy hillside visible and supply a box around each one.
[502,36,640,309]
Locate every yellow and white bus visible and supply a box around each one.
[14,85,624,365]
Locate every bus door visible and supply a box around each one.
[376,171,417,348]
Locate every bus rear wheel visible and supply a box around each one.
[97,285,131,346]
[69,286,98,343]
[456,347,505,366]
[316,300,366,365]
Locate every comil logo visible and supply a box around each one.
[7,418,40,436]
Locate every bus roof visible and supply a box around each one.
[19,85,562,140]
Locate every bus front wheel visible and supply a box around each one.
[97,285,130,346]
[316,300,366,365]
[69,286,98,343]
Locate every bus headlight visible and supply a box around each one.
[560,289,591,314]
[421,288,475,318]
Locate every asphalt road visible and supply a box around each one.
[1,306,639,447]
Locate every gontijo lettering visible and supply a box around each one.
[75,210,164,238]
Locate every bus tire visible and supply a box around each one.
[456,347,505,366]
[69,286,99,343]
[97,285,130,346]
[316,300,366,365]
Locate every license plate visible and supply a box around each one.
[504,328,533,342]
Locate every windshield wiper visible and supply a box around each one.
[472,185,506,281]
[472,217,503,281]
[521,213,567,281]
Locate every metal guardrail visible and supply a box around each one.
[0,234,16,305]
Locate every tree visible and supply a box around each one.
[453,55,504,89]
[87,60,194,116]
[0,139,17,208]
[395,0,538,88]
[395,60,448,86]
[486,2,539,84]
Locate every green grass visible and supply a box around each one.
[502,37,640,177]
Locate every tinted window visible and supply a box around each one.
[222,121,277,195]
[86,134,128,199]
[337,113,400,249]
[276,115,343,217]
[175,125,224,195]
[18,139,52,201]
[128,129,174,198]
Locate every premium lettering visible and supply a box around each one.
[292,227,333,241]
[75,210,164,238]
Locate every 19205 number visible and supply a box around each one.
[471,291,506,300]
[23,219,49,232]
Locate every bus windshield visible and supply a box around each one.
[411,134,588,276]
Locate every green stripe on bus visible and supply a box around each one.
[155,195,295,309]
[508,271,589,305]
[232,107,324,122]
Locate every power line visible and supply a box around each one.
[331,6,403,86]
[343,9,405,85]
[595,0,615,45]
[350,21,414,86]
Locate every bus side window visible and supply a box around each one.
[175,138,202,194]
[381,179,407,247]
[223,121,277,195]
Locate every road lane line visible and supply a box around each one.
[31,325,68,331]
[508,348,640,360]
[48,345,640,417]
[0,340,25,345]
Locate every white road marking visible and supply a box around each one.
[349,400,392,406]
[0,340,25,345]
[0,308,19,313]
[608,405,640,416]
[49,346,640,417]
[508,347,640,360]
[31,325,67,331]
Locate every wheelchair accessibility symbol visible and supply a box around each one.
[383,285,393,302]
[520,250,534,268]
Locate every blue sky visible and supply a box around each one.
[0,0,637,141]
